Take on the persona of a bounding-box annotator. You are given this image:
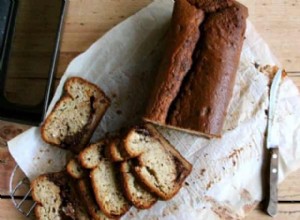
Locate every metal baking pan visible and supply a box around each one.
[0,0,67,125]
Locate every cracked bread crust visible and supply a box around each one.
[123,124,192,200]
[167,2,248,137]
[144,0,204,123]
[144,1,248,138]
[187,0,233,12]
[41,77,110,153]
[31,172,89,220]
[120,161,157,209]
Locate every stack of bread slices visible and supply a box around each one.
[31,77,192,220]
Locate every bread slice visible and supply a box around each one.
[66,158,84,179]
[105,137,128,162]
[31,171,90,220]
[90,160,131,218]
[66,157,114,220]
[120,161,157,209]
[41,77,110,153]
[79,140,108,169]
[77,179,113,220]
[122,124,192,200]
[79,139,131,217]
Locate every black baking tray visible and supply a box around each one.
[0,0,67,125]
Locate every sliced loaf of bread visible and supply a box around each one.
[122,124,192,200]
[79,140,131,218]
[31,171,90,220]
[41,77,110,153]
[120,161,157,209]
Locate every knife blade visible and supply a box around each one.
[266,69,283,217]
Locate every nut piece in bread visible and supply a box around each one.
[41,77,110,153]
[31,172,89,220]
[122,124,192,200]
[120,161,157,209]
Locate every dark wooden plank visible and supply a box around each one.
[0,199,35,220]
[0,121,30,196]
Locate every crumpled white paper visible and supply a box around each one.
[8,0,300,219]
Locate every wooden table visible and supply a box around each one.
[0,0,299,219]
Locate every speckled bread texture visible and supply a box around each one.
[31,172,89,220]
[79,140,131,218]
[66,158,113,220]
[144,0,248,138]
[41,77,110,153]
[122,124,192,200]
[144,0,204,123]
[120,161,157,209]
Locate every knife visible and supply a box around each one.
[266,69,283,217]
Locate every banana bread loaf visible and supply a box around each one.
[168,1,248,137]
[144,0,248,138]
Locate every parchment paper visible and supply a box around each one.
[8,0,300,219]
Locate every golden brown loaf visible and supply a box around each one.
[168,1,248,137]
[144,0,248,138]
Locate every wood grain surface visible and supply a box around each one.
[0,0,299,220]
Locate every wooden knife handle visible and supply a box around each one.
[266,147,279,217]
